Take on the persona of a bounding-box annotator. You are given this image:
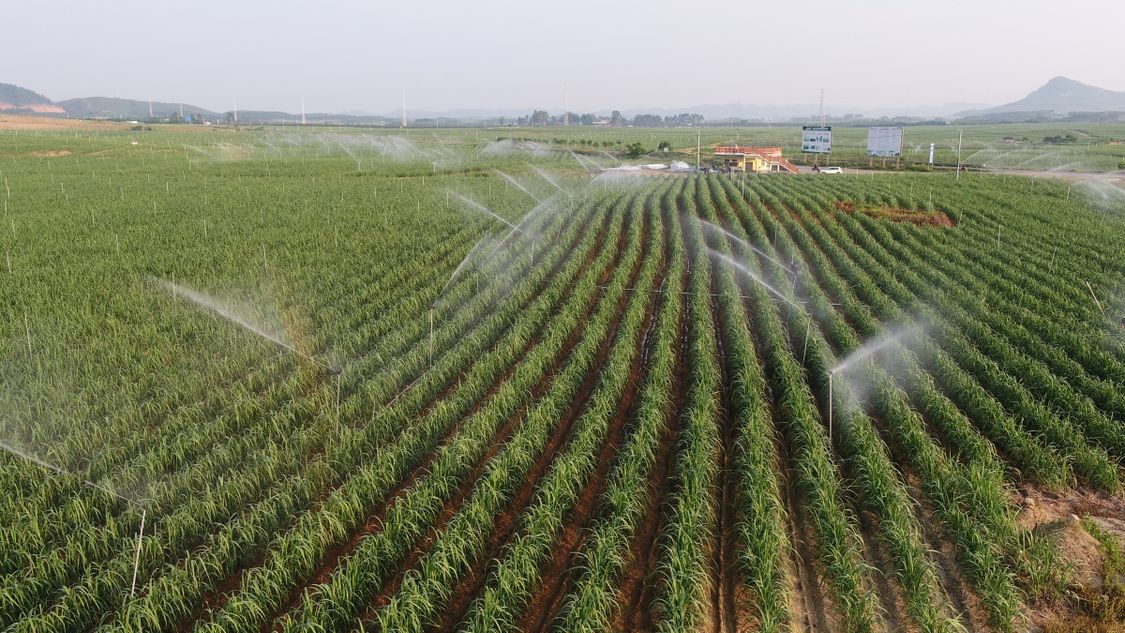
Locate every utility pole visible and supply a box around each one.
[818,88,825,127]
[401,91,407,128]
[300,96,306,125]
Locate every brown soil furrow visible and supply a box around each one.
[511,234,667,632]
[614,213,689,632]
[866,410,986,633]
[904,472,985,633]
[263,208,617,628]
[425,204,652,632]
[780,456,837,633]
[855,509,907,633]
[706,224,740,633]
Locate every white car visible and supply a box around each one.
[819,166,843,174]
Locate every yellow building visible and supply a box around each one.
[714,146,798,173]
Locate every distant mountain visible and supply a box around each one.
[968,77,1125,115]
[57,96,215,120]
[0,82,65,114]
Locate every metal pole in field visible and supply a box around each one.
[129,509,146,598]
[956,129,964,181]
[827,370,834,441]
[23,311,32,360]
[802,316,812,365]
[428,307,434,366]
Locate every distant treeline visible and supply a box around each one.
[512,110,705,127]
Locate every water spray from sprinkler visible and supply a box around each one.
[827,324,924,438]
[493,169,542,203]
[152,277,339,374]
[699,219,796,276]
[449,191,524,234]
[707,248,814,363]
[531,165,572,197]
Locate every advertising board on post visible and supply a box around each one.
[866,127,903,157]
[801,126,832,154]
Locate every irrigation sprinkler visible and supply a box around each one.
[155,277,338,374]
[828,369,835,441]
[803,317,812,365]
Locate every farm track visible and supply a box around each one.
[509,200,666,633]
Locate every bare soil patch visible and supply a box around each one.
[831,200,956,228]
[1016,486,1125,632]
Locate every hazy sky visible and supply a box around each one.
[4,0,1122,114]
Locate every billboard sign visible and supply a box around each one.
[866,127,903,157]
[801,126,832,154]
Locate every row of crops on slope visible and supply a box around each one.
[2,127,1124,632]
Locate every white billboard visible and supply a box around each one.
[801,126,832,154]
[867,127,903,157]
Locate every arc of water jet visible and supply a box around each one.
[152,277,339,373]
[699,219,796,276]
[0,440,145,507]
[449,191,526,235]
[531,165,572,197]
[831,324,923,375]
[565,148,596,173]
[493,169,542,203]
[432,234,498,308]
[707,249,808,316]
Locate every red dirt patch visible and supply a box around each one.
[831,200,956,228]
[1016,486,1125,632]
